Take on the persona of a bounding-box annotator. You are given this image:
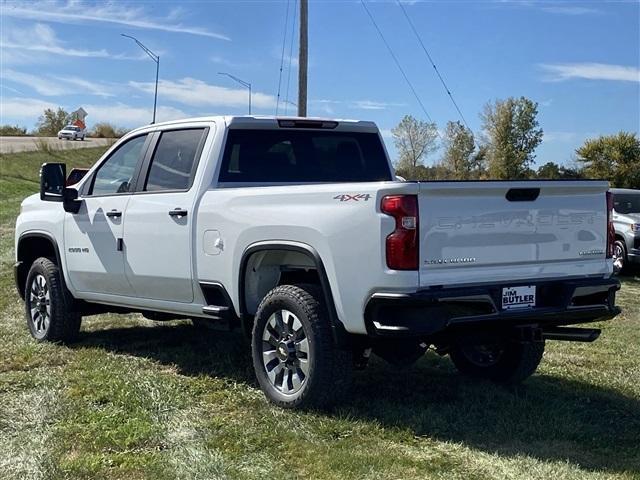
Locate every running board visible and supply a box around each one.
[542,327,601,342]
[202,305,230,319]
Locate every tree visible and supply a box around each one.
[536,161,584,179]
[395,163,450,181]
[536,162,562,179]
[575,132,640,188]
[0,125,27,136]
[481,96,543,179]
[442,120,481,179]
[392,115,438,174]
[36,107,69,136]
[91,122,129,138]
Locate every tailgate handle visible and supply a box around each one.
[506,188,540,202]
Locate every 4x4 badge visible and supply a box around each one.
[333,194,371,202]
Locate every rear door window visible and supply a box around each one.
[219,129,392,183]
[144,128,206,192]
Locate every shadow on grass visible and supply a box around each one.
[75,323,640,474]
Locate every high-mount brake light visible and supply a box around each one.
[381,195,419,270]
[277,119,339,129]
[606,191,615,259]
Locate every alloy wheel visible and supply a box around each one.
[613,243,625,273]
[261,309,309,395]
[29,274,50,338]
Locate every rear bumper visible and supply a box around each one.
[364,276,621,337]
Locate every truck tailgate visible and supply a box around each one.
[418,181,610,287]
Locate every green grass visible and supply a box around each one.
[1,147,639,479]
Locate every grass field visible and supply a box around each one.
[1,147,639,479]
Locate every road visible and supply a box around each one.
[0,136,114,154]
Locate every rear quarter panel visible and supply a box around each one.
[195,181,418,334]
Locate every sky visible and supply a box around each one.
[0,0,639,167]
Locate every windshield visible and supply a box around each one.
[614,194,640,214]
[64,126,79,131]
[219,129,392,184]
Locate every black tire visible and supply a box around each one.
[251,284,353,409]
[449,336,544,384]
[24,257,81,343]
[613,239,627,274]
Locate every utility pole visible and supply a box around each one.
[297,0,308,117]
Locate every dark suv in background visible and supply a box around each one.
[612,188,640,273]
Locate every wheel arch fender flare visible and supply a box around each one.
[16,231,66,299]
[238,241,349,347]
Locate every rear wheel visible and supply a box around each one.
[613,240,627,274]
[449,336,544,384]
[251,284,352,409]
[24,257,81,343]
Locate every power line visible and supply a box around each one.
[360,0,440,137]
[284,0,298,114]
[276,0,291,115]
[397,0,471,132]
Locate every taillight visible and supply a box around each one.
[606,191,615,258]
[381,195,418,270]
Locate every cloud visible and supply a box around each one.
[543,131,579,142]
[539,63,640,83]
[379,128,394,139]
[351,100,406,110]
[81,103,188,126]
[540,5,600,15]
[50,76,116,97]
[0,96,188,127]
[0,96,59,119]
[495,1,601,15]
[129,77,276,110]
[311,99,406,111]
[211,56,261,69]
[0,23,143,62]
[2,1,230,40]
[2,69,116,97]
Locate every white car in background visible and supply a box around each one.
[57,125,85,141]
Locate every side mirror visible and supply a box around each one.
[62,187,82,214]
[40,163,66,201]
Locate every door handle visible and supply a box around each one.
[106,209,122,218]
[169,208,188,217]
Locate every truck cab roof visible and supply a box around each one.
[126,116,381,136]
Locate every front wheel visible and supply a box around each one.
[449,336,544,384]
[25,257,81,343]
[251,284,352,409]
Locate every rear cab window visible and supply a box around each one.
[219,129,392,184]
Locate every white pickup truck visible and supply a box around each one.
[15,116,621,409]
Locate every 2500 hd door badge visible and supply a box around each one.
[68,247,89,253]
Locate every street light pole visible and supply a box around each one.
[218,72,252,114]
[121,34,160,124]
